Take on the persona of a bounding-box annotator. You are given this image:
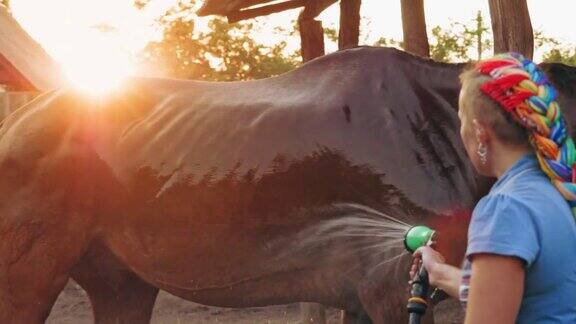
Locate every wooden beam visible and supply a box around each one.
[0,53,35,91]
[400,0,430,57]
[299,0,337,19]
[227,0,307,23]
[198,0,276,16]
[488,0,534,59]
[338,0,361,50]
[299,16,325,62]
[240,0,278,9]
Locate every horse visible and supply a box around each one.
[0,46,574,324]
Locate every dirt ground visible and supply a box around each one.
[47,281,463,324]
[47,281,342,324]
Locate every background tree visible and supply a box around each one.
[371,12,491,62]
[428,11,491,62]
[139,14,211,79]
[133,0,149,10]
[464,11,492,61]
[138,0,574,81]
[199,18,299,81]
[428,25,475,62]
[542,49,576,66]
[488,0,534,58]
[535,31,576,65]
[137,1,299,81]
[372,10,575,66]
[373,37,403,49]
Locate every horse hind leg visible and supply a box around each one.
[70,242,159,324]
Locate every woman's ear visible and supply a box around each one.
[472,118,489,144]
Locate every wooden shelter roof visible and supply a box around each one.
[0,5,63,91]
[198,0,275,16]
[198,0,310,22]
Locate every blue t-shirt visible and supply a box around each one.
[459,154,576,323]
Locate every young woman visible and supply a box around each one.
[411,53,576,323]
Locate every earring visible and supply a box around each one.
[477,143,488,165]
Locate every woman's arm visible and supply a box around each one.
[427,262,461,298]
[465,254,524,324]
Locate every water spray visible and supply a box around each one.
[404,225,436,324]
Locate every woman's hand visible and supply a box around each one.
[409,246,446,286]
[409,246,462,299]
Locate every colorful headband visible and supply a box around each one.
[475,53,576,216]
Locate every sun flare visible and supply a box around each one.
[63,52,132,95]
[61,35,134,95]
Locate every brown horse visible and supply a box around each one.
[0,47,573,324]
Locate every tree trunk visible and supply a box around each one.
[338,0,361,50]
[400,0,430,57]
[488,0,534,59]
[299,17,325,62]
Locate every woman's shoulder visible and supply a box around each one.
[490,166,565,207]
[474,191,531,218]
[476,169,572,226]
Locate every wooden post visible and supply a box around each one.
[338,0,361,50]
[488,0,534,59]
[297,0,337,62]
[400,0,430,57]
[299,16,325,62]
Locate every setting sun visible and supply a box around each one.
[10,0,160,93]
[61,31,134,94]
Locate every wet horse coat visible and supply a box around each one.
[0,47,573,323]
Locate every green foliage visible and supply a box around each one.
[133,0,150,10]
[429,25,474,62]
[463,11,492,61]
[373,37,403,48]
[542,48,576,66]
[138,1,300,81]
[370,11,492,62]
[534,31,560,48]
[139,0,576,75]
[198,18,298,81]
[372,10,575,66]
[324,27,339,43]
[427,13,575,65]
[429,11,491,63]
[139,18,211,79]
[535,31,576,66]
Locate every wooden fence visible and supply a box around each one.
[0,91,38,119]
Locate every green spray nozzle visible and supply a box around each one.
[404,225,436,253]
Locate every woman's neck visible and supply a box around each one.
[492,145,533,179]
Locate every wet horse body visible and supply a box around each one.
[0,47,572,323]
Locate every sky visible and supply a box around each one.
[7,0,576,87]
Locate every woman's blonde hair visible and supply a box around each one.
[459,67,529,146]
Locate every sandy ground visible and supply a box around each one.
[47,281,463,324]
[47,281,342,324]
